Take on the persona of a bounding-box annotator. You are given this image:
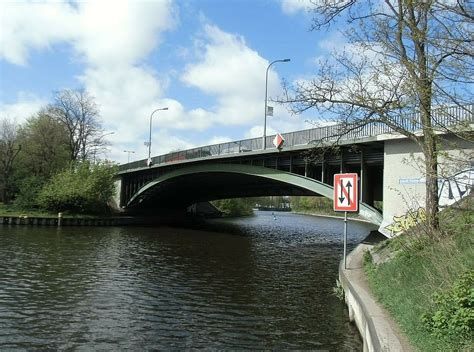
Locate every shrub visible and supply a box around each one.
[422,270,474,343]
[38,161,117,214]
[212,198,253,217]
[13,176,47,209]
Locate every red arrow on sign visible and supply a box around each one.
[334,173,358,212]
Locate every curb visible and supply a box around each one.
[339,238,413,352]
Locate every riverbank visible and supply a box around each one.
[340,201,473,351]
[363,203,473,351]
[339,232,414,351]
[292,210,375,224]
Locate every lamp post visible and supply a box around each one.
[123,150,135,163]
[263,58,290,150]
[147,107,168,166]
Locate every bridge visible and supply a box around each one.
[115,105,473,237]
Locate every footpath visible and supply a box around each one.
[339,231,414,352]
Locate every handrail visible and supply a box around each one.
[119,104,473,172]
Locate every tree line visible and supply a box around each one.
[0,88,116,214]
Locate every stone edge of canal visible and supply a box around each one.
[339,231,413,352]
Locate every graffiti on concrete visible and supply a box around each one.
[385,207,426,236]
[438,168,473,208]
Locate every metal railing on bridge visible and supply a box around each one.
[119,104,473,172]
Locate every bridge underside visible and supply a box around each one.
[126,164,383,225]
[129,171,316,209]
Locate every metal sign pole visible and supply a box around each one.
[343,211,348,269]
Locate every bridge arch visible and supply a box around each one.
[126,163,382,225]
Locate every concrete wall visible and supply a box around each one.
[380,136,473,237]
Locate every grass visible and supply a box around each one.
[364,199,473,351]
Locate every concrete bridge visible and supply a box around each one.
[115,105,473,237]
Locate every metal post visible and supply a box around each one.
[147,107,168,166]
[343,211,348,269]
[263,58,290,150]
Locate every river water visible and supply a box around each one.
[0,211,377,350]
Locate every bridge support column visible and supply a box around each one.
[339,150,345,173]
[321,160,326,183]
[360,150,373,206]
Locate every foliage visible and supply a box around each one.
[291,196,361,218]
[212,198,254,217]
[12,176,47,209]
[16,111,70,180]
[38,161,117,214]
[332,279,345,302]
[422,271,474,343]
[291,196,333,213]
[0,118,21,203]
[364,205,474,351]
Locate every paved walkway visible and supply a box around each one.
[340,232,414,351]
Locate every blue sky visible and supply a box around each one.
[1,0,339,163]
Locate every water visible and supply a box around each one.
[0,211,377,350]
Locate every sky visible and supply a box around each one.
[0,0,342,164]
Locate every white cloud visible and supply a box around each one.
[207,136,232,145]
[75,1,175,67]
[1,3,308,164]
[0,2,77,65]
[0,93,47,123]
[181,24,284,126]
[280,0,313,15]
[1,0,181,164]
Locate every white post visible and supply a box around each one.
[343,211,348,269]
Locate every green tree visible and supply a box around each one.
[16,110,70,179]
[0,118,21,203]
[38,161,117,214]
[12,111,70,208]
[283,1,473,231]
[212,198,254,217]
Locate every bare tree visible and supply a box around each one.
[283,0,473,230]
[0,118,21,203]
[48,89,104,162]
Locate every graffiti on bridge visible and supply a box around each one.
[385,207,426,236]
[438,168,473,208]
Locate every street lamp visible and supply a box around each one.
[123,150,135,163]
[263,58,290,150]
[147,107,168,166]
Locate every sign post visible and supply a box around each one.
[333,173,359,269]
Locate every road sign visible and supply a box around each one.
[273,133,285,149]
[334,173,358,212]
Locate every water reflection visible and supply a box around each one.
[0,212,376,350]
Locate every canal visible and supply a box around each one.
[0,211,377,350]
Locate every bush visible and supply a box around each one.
[422,271,474,343]
[38,161,117,214]
[212,198,253,217]
[13,176,47,209]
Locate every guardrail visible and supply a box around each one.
[119,104,473,172]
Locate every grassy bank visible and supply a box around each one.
[364,201,473,351]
